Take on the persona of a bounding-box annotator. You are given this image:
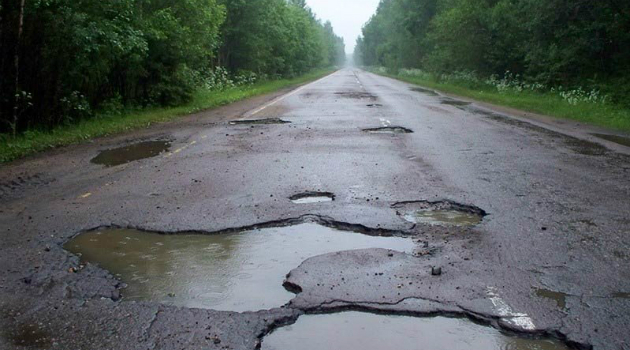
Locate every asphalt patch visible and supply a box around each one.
[392,200,486,227]
[91,140,171,167]
[64,223,415,312]
[289,192,335,204]
[262,312,571,350]
[363,127,413,134]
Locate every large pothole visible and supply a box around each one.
[392,200,486,227]
[229,118,290,125]
[91,140,171,167]
[64,223,415,312]
[261,312,570,350]
[290,192,335,204]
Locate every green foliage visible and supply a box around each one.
[355,0,630,106]
[0,0,343,134]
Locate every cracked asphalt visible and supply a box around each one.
[1,68,629,349]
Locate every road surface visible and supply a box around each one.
[1,68,629,349]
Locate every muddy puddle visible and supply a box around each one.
[591,133,630,147]
[410,87,439,96]
[363,126,413,134]
[393,201,486,227]
[64,224,414,312]
[290,192,335,204]
[262,312,570,350]
[535,288,567,309]
[229,118,290,125]
[91,140,171,167]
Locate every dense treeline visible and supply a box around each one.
[355,0,630,105]
[0,0,345,134]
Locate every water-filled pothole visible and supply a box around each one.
[64,223,414,312]
[591,133,630,147]
[91,140,171,167]
[441,98,472,107]
[363,126,413,134]
[262,312,570,350]
[535,288,568,310]
[3,323,52,349]
[229,118,290,125]
[410,87,439,96]
[290,192,335,204]
[393,200,486,227]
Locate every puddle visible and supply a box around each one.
[4,323,52,349]
[229,118,290,125]
[64,223,414,312]
[535,288,567,309]
[290,192,335,204]
[591,133,630,147]
[393,201,486,227]
[91,140,171,167]
[262,312,570,350]
[410,87,439,96]
[441,98,472,107]
[363,126,413,134]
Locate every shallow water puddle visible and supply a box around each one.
[393,201,485,227]
[290,192,335,204]
[262,312,570,350]
[65,224,414,312]
[363,126,413,134]
[91,140,171,167]
[229,118,290,125]
[591,133,630,147]
[535,288,568,310]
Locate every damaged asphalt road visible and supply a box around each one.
[1,68,629,349]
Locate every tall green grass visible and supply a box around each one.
[0,69,334,163]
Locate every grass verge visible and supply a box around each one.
[0,68,334,164]
[375,71,630,133]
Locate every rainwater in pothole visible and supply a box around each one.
[394,201,485,227]
[3,323,52,349]
[441,99,472,107]
[91,141,171,167]
[262,312,570,350]
[535,288,567,310]
[591,133,630,147]
[290,192,335,204]
[363,126,413,134]
[64,223,414,312]
[229,118,290,125]
[410,87,439,96]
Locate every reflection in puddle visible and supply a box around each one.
[363,126,413,134]
[290,192,335,204]
[65,224,414,312]
[262,312,570,350]
[91,141,171,167]
[402,209,483,227]
[535,288,568,310]
[591,133,630,147]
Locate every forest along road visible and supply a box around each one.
[1,68,629,350]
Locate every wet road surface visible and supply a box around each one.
[0,68,629,349]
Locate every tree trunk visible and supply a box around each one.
[11,0,25,137]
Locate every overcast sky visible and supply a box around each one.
[307,0,380,53]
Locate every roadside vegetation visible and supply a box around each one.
[355,0,630,131]
[0,0,345,162]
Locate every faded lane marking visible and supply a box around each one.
[487,287,536,331]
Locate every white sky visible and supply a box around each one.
[307,0,381,53]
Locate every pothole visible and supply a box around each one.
[535,288,568,310]
[64,223,414,312]
[3,323,53,349]
[410,87,439,96]
[363,126,413,134]
[229,118,290,125]
[290,192,335,204]
[261,312,570,350]
[366,104,382,108]
[591,133,630,147]
[612,292,630,299]
[91,140,171,167]
[392,200,486,227]
[441,98,472,107]
[334,92,377,100]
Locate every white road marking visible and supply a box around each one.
[487,287,536,330]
